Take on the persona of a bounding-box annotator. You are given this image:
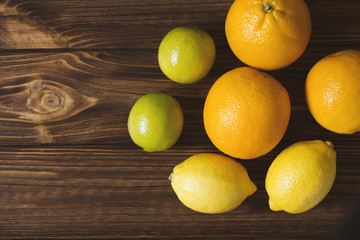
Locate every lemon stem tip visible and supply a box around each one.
[168,173,173,181]
[325,141,334,149]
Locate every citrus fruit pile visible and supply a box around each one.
[128,0,359,214]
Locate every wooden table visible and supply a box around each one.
[0,0,359,239]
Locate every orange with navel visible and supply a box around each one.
[225,0,311,70]
[203,67,291,159]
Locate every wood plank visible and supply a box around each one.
[0,49,359,145]
[0,48,222,145]
[0,0,359,49]
[0,143,359,239]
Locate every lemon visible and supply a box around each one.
[170,153,257,214]
[127,92,183,152]
[265,140,336,214]
[158,26,216,84]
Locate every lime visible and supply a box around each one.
[128,92,183,152]
[158,26,216,84]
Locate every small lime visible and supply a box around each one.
[158,26,216,84]
[128,92,183,152]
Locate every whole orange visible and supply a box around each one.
[305,50,360,134]
[225,0,311,70]
[203,67,291,159]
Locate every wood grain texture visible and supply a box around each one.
[0,143,359,239]
[0,49,359,145]
[0,0,359,49]
[0,0,359,239]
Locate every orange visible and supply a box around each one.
[305,50,360,134]
[203,67,291,159]
[225,0,311,70]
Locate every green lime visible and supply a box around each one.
[128,92,183,152]
[158,26,216,84]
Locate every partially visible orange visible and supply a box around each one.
[305,50,360,134]
[203,67,290,159]
[225,0,311,70]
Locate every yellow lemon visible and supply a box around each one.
[170,153,257,214]
[265,140,336,214]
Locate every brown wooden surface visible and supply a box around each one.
[0,0,359,239]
